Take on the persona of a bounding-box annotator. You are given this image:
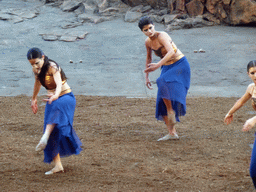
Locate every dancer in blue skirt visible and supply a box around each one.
[27,47,82,175]
[138,16,191,141]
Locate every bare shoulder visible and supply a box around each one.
[49,61,60,74]
[145,37,151,48]
[158,31,172,40]
[247,83,255,92]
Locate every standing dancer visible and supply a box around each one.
[224,60,256,188]
[27,47,82,175]
[138,16,191,141]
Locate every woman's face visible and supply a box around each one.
[29,55,45,74]
[142,24,155,38]
[248,66,256,84]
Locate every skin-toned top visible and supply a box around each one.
[152,40,178,58]
[45,69,67,90]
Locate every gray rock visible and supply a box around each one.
[124,10,142,22]
[39,30,64,37]
[130,5,143,12]
[163,14,178,24]
[74,3,87,15]
[78,13,109,24]
[12,16,24,23]
[99,7,120,16]
[149,14,164,23]
[60,21,83,29]
[0,13,13,20]
[98,0,108,12]
[141,5,152,13]
[20,12,37,19]
[166,16,214,30]
[42,35,59,41]
[59,35,77,42]
[67,31,89,39]
[60,0,83,12]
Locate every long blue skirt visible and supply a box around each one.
[43,92,82,163]
[156,56,191,122]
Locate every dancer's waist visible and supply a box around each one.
[59,88,72,97]
[163,54,185,66]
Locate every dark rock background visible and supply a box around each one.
[42,0,256,29]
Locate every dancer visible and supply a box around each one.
[224,60,256,188]
[27,47,82,175]
[138,16,191,141]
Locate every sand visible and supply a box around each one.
[1,95,256,191]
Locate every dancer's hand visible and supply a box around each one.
[144,63,161,73]
[252,100,256,111]
[224,113,233,125]
[145,77,153,90]
[31,99,38,114]
[43,93,58,104]
[242,117,256,132]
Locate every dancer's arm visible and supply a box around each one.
[31,76,41,114]
[145,40,153,89]
[243,116,256,132]
[44,64,62,104]
[224,91,251,124]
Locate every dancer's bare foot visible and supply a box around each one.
[157,133,179,141]
[35,134,49,152]
[35,140,47,152]
[45,166,64,175]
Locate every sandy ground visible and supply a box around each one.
[1,95,256,191]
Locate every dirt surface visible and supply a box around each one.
[1,95,256,191]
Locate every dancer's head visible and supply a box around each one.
[138,16,153,30]
[138,16,155,37]
[27,47,45,74]
[247,60,256,83]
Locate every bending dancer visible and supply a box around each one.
[138,16,191,141]
[27,47,82,175]
[224,60,256,188]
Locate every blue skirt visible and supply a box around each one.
[43,92,82,163]
[156,56,191,122]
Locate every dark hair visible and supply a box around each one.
[27,47,67,87]
[27,47,44,60]
[247,60,256,72]
[138,16,153,30]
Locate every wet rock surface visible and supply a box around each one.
[0,0,255,98]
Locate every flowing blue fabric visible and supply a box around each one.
[43,92,82,163]
[155,56,191,122]
[250,138,256,188]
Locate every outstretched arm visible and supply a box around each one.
[224,91,251,125]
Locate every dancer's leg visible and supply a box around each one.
[157,99,179,141]
[163,98,177,135]
[45,153,64,175]
[36,124,55,151]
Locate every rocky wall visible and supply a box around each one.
[15,0,256,31]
